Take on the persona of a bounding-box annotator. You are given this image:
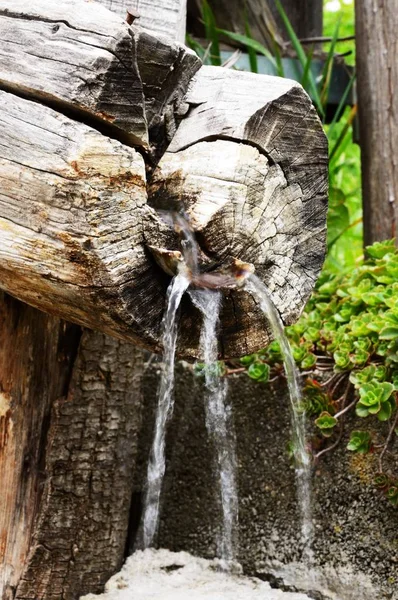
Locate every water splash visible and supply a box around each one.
[245,274,314,564]
[190,290,239,567]
[142,272,190,549]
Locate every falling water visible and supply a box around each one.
[190,290,239,567]
[142,272,190,549]
[245,274,314,563]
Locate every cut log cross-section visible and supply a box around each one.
[0,0,328,598]
[0,0,328,358]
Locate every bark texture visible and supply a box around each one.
[0,294,146,600]
[355,0,398,244]
[14,332,145,600]
[0,294,81,600]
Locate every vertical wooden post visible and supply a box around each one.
[0,1,187,599]
[355,0,398,244]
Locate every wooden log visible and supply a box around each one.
[99,0,187,43]
[0,294,81,600]
[149,67,328,356]
[0,0,148,146]
[0,89,167,352]
[0,0,328,358]
[355,0,398,244]
[134,29,201,153]
[0,294,145,600]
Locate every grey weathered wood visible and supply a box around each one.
[0,0,328,359]
[99,0,187,43]
[355,0,398,244]
[134,29,201,153]
[0,89,170,352]
[150,66,328,356]
[0,0,148,146]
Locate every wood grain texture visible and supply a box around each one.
[355,0,398,244]
[99,0,187,43]
[135,29,201,152]
[150,67,329,355]
[0,0,148,146]
[14,331,145,600]
[0,294,81,600]
[0,89,171,352]
[0,0,328,358]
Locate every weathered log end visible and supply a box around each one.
[149,68,328,356]
[0,0,328,359]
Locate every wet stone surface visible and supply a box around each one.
[131,362,398,600]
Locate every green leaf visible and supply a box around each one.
[366,239,396,260]
[315,412,337,430]
[202,0,221,66]
[216,28,276,68]
[347,430,372,453]
[301,353,317,370]
[240,354,256,366]
[247,362,270,383]
[355,403,370,418]
[333,351,351,369]
[377,401,392,422]
[379,327,398,340]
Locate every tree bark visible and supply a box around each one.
[355,0,398,244]
[0,295,146,599]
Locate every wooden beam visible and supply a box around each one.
[0,0,148,146]
[99,0,187,42]
[355,0,398,244]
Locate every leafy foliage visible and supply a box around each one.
[237,240,398,506]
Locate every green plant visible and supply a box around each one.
[235,239,398,506]
[347,430,372,453]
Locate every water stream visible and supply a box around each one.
[190,290,239,566]
[141,213,313,567]
[141,272,190,549]
[245,274,314,563]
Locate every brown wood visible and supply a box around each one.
[14,332,145,600]
[355,0,398,244]
[0,296,146,599]
[0,294,81,598]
